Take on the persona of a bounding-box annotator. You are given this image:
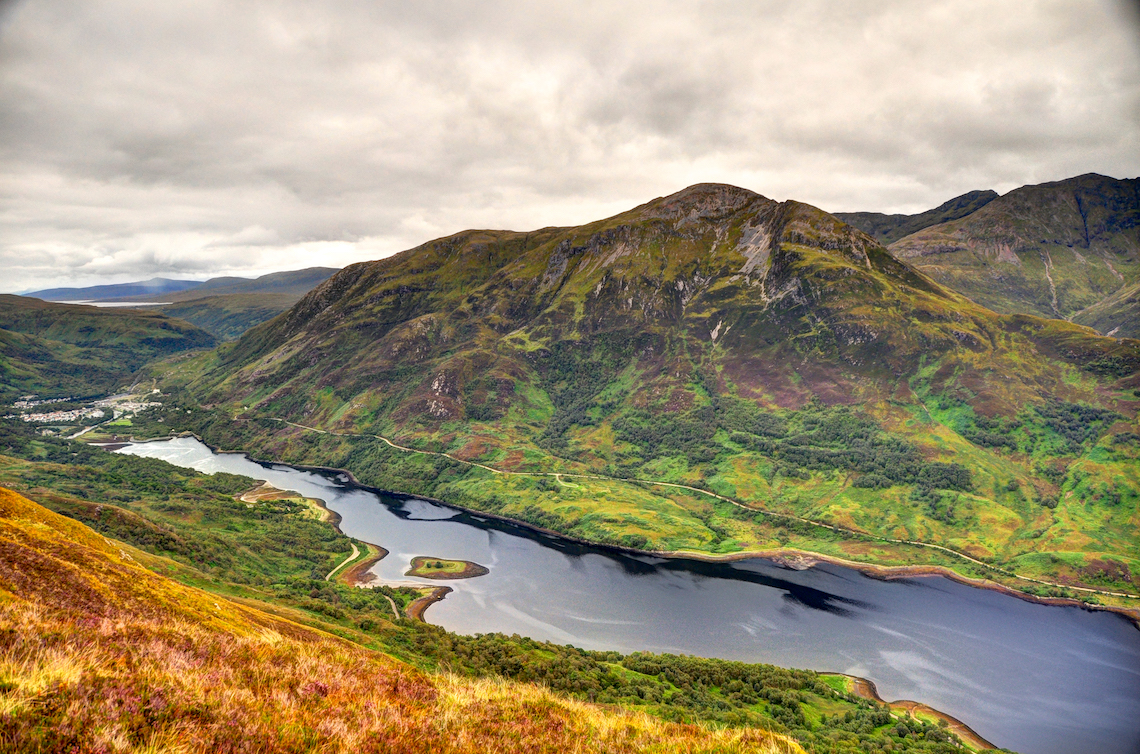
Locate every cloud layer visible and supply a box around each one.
[2,0,1138,291]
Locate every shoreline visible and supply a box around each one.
[405,586,452,621]
[113,431,1140,628]
[839,674,997,751]
[341,544,389,587]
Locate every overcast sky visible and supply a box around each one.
[2,0,1138,292]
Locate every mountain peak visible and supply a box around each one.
[641,183,767,222]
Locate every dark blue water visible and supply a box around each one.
[119,437,1140,754]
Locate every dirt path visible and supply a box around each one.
[326,542,359,581]
[379,592,399,619]
[262,416,1140,602]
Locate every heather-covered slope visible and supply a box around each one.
[148,183,1140,599]
[0,485,803,754]
[835,189,998,245]
[0,295,216,399]
[889,173,1140,322]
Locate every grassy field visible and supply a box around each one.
[406,556,489,579]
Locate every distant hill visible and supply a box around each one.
[125,267,340,303]
[835,189,998,245]
[21,268,339,342]
[888,173,1140,322]
[24,277,204,302]
[115,267,338,340]
[0,295,215,399]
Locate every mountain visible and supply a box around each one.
[835,189,998,245]
[113,267,340,303]
[148,183,1140,599]
[888,173,1140,322]
[104,267,340,341]
[0,485,801,754]
[24,276,204,301]
[0,295,216,399]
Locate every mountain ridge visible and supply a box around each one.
[887,173,1140,323]
[835,189,999,245]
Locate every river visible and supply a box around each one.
[118,437,1140,754]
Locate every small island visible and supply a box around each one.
[405,556,489,580]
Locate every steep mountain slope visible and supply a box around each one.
[836,189,998,245]
[152,183,1140,598]
[0,295,216,399]
[888,173,1140,321]
[0,485,802,754]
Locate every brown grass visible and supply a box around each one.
[0,487,802,754]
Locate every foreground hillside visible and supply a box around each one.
[0,484,804,754]
[0,295,215,401]
[888,173,1139,326]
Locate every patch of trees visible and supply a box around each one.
[612,398,972,492]
[941,398,1120,457]
[535,333,654,450]
[1033,400,1120,450]
[394,626,969,752]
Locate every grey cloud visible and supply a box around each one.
[2,0,1139,291]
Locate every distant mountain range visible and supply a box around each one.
[26,277,204,302]
[835,189,998,245]
[26,267,337,304]
[23,267,339,341]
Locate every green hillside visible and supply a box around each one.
[888,173,1140,322]
[0,295,216,400]
[155,292,304,340]
[134,183,1140,603]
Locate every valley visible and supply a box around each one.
[2,174,1138,754]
